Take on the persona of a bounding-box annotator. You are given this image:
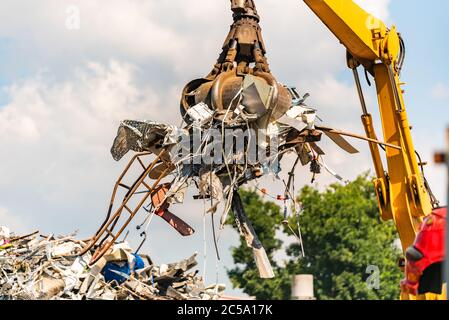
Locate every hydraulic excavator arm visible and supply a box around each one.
[302,0,444,298]
[303,0,433,250]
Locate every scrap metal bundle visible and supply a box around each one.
[81,0,398,281]
[80,0,375,280]
[0,228,223,300]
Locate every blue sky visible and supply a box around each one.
[0,0,447,297]
[390,0,449,148]
[386,0,449,151]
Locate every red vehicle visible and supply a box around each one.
[401,207,446,295]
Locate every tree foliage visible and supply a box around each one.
[227,175,403,300]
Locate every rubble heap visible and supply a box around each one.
[0,227,224,300]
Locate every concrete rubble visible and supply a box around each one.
[0,228,224,300]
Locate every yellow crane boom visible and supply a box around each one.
[302,0,444,299]
[303,0,434,251]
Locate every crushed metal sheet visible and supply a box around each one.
[186,102,214,125]
[111,120,179,161]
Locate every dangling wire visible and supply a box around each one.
[210,165,221,261]
[134,231,147,255]
[318,156,349,184]
[294,203,306,258]
[202,197,207,282]
[255,156,306,258]
[281,157,306,258]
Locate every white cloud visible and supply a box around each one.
[432,83,449,100]
[0,207,23,232]
[0,60,169,230]
[354,0,391,21]
[0,0,391,82]
[0,1,187,63]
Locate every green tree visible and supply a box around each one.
[227,175,403,300]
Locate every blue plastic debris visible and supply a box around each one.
[102,254,145,283]
[134,254,145,271]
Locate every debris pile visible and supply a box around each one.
[0,229,224,300]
